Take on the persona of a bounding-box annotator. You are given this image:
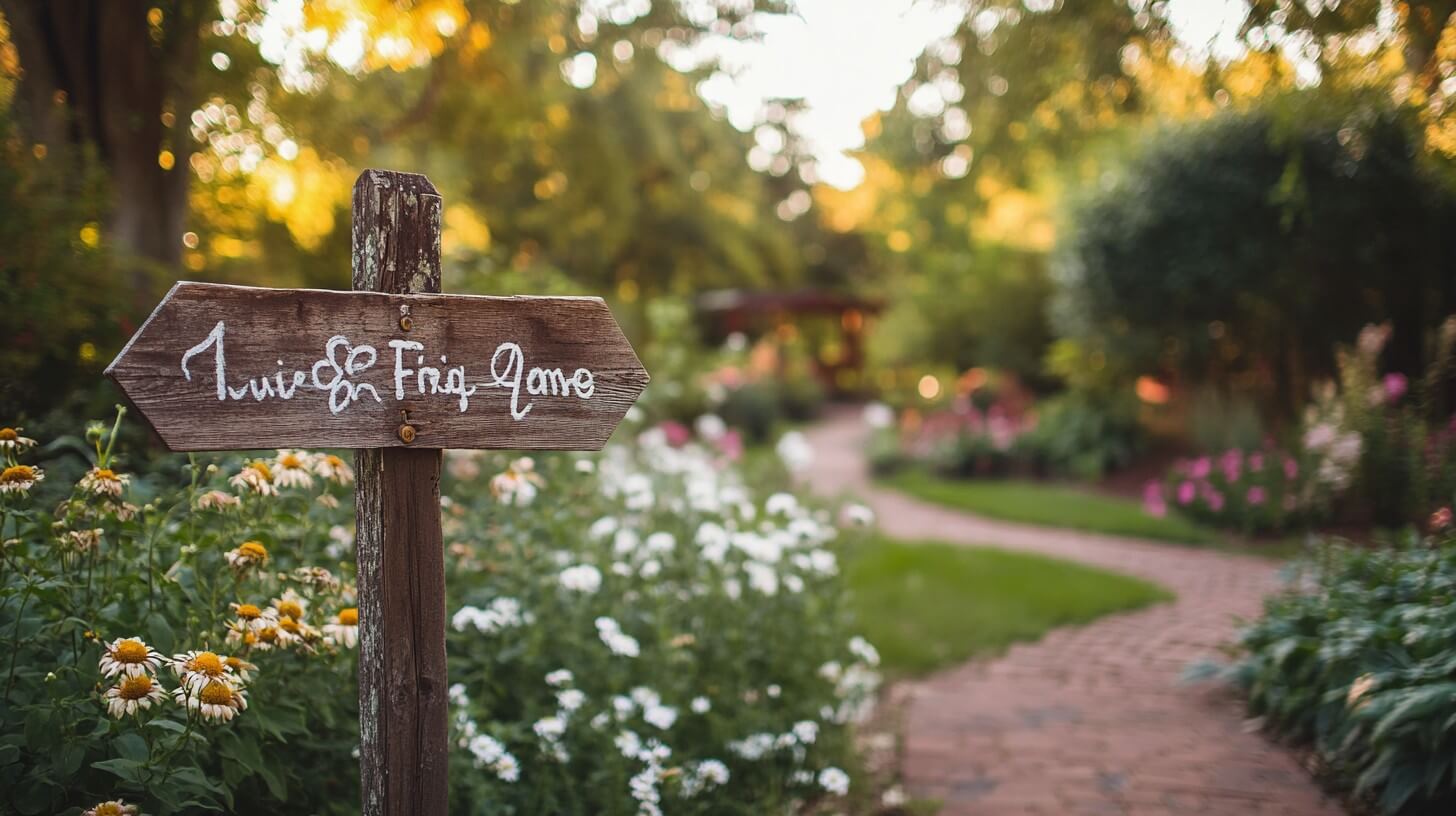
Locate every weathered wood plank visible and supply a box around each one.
[104,281,648,450]
[351,169,449,816]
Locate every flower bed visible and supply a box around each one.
[0,413,878,815]
[1225,535,1456,814]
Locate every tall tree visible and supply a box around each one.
[0,1,205,281]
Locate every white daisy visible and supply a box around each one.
[170,650,239,693]
[229,461,276,496]
[313,453,355,484]
[99,637,164,679]
[0,427,38,452]
[224,540,269,570]
[323,607,359,648]
[78,467,130,498]
[103,673,167,718]
[0,464,43,495]
[195,490,242,511]
[272,450,316,488]
[174,679,248,722]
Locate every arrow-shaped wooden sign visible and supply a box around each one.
[105,169,651,816]
[107,282,648,451]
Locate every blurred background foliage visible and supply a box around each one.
[0,0,1454,457]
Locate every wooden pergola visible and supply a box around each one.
[696,288,883,395]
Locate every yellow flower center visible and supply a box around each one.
[338,608,359,626]
[325,454,345,468]
[249,461,274,481]
[93,804,125,816]
[93,468,117,482]
[276,600,304,620]
[257,627,278,643]
[235,603,262,619]
[238,541,268,561]
[279,615,300,633]
[199,681,234,706]
[0,428,16,441]
[113,639,149,663]
[224,656,249,671]
[280,453,304,469]
[0,465,36,484]
[187,651,225,675]
[118,674,154,700]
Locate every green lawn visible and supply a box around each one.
[881,469,1219,545]
[844,535,1173,676]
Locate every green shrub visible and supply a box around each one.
[0,415,880,814]
[1054,92,1456,416]
[1228,538,1456,814]
[1025,392,1142,481]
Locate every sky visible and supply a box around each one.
[691,0,1254,189]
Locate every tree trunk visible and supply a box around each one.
[1,0,201,300]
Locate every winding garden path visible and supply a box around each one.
[802,409,1344,816]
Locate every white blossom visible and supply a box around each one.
[559,564,603,593]
[818,766,850,796]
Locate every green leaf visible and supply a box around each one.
[112,731,149,763]
[1372,684,1456,742]
[258,761,288,801]
[91,757,146,785]
[52,741,85,776]
[145,612,176,653]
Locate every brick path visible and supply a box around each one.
[802,409,1344,816]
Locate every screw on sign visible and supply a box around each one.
[106,170,650,815]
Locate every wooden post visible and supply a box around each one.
[106,166,649,816]
[351,169,449,816]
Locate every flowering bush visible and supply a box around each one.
[0,410,361,815]
[866,388,1141,481]
[1146,320,1456,534]
[1299,320,1456,527]
[0,411,878,814]
[1144,445,1308,534]
[439,426,877,815]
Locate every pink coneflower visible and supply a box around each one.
[714,429,743,462]
[1189,457,1212,479]
[1383,373,1408,403]
[1283,456,1299,480]
[659,421,691,448]
[1203,487,1225,512]
[1143,481,1167,518]
[1220,449,1243,481]
[1246,486,1267,506]
[1177,481,1196,506]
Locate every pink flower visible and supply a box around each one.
[1205,490,1225,512]
[714,429,743,462]
[1143,481,1167,518]
[1247,452,1264,472]
[1430,506,1452,532]
[1189,457,1211,479]
[1283,456,1299,480]
[1246,486,1267,506]
[1383,373,1408,403]
[1177,481,1196,506]
[659,421,691,447]
[1220,450,1242,483]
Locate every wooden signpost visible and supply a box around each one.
[106,170,650,815]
